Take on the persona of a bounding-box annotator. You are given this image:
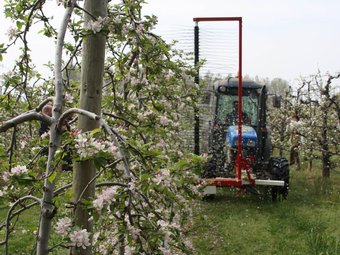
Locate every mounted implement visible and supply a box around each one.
[193,17,289,200]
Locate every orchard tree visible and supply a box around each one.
[269,72,340,177]
[0,0,204,254]
[267,78,292,157]
[298,72,340,177]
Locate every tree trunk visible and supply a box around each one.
[37,2,77,254]
[71,1,107,254]
[321,110,330,178]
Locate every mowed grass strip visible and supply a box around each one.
[0,168,339,254]
[190,169,340,255]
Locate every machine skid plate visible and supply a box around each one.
[202,177,284,188]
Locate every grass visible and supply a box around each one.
[190,168,340,255]
[0,205,40,255]
[1,167,339,254]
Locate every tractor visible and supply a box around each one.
[202,78,289,201]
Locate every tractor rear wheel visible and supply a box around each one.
[269,157,290,201]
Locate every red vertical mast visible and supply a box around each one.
[193,17,243,181]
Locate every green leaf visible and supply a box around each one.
[90,128,102,136]
[94,157,106,169]
[48,171,57,183]
[16,21,23,31]
[15,4,23,13]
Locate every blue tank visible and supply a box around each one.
[227,125,257,148]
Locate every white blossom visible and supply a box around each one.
[137,112,145,121]
[114,15,122,24]
[84,16,110,34]
[160,116,169,126]
[64,93,74,102]
[20,141,27,149]
[121,24,130,36]
[55,217,72,237]
[6,27,16,40]
[69,229,91,249]
[135,24,144,35]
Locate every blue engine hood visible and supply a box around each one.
[227,125,258,148]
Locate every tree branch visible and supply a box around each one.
[0,110,53,133]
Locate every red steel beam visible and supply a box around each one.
[193,17,242,22]
[201,178,243,188]
[237,19,243,181]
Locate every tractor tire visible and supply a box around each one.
[269,157,290,201]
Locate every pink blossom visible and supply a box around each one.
[85,20,102,34]
[2,172,10,182]
[40,131,49,139]
[10,165,28,176]
[157,220,168,229]
[93,197,104,212]
[64,93,74,102]
[55,217,72,237]
[100,187,116,201]
[69,229,91,249]
[128,224,141,240]
[159,246,171,255]
[93,187,117,212]
[92,140,105,151]
[75,133,88,148]
[105,141,119,157]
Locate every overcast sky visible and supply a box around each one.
[1,0,340,85]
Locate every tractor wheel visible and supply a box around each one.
[269,157,290,201]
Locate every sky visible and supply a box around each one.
[1,0,340,86]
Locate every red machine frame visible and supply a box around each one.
[194,17,284,190]
[194,17,249,187]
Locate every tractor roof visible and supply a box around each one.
[215,78,264,90]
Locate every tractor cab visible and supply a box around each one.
[214,78,271,167]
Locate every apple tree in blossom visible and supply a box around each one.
[268,73,340,177]
[0,0,204,254]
